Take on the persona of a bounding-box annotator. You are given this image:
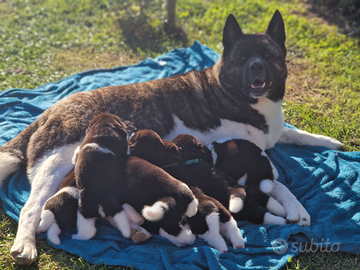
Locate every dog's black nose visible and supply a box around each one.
[249,60,265,72]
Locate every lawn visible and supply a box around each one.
[1,0,360,269]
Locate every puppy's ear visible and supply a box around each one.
[128,130,138,145]
[266,10,286,47]
[72,145,81,165]
[223,14,243,50]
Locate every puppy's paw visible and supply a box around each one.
[286,206,310,227]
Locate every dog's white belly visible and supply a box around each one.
[164,99,284,150]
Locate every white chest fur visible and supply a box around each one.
[163,98,284,150]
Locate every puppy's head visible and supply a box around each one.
[81,113,128,158]
[172,134,213,164]
[162,140,182,164]
[86,113,127,140]
[128,129,165,164]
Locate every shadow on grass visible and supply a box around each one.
[308,1,360,39]
[117,11,188,53]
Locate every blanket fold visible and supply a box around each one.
[1,41,360,270]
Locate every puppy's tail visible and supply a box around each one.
[0,120,39,186]
[142,197,175,222]
[185,197,198,218]
[228,187,246,214]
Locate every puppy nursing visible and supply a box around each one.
[129,129,287,252]
[36,170,78,245]
[72,113,197,247]
[38,114,287,252]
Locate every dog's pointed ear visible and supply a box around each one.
[266,10,286,46]
[223,14,243,49]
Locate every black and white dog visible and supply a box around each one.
[0,11,341,264]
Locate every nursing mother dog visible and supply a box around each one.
[0,10,341,265]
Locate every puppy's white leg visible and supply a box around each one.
[263,212,287,225]
[72,210,97,240]
[112,210,132,239]
[266,197,287,218]
[278,127,342,150]
[47,222,62,245]
[159,223,196,247]
[220,217,244,249]
[11,143,78,265]
[36,209,55,233]
[123,203,144,224]
[199,231,228,254]
[269,181,311,226]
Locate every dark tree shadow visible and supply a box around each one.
[308,0,360,39]
[117,1,188,53]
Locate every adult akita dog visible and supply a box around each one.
[0,10,341,264]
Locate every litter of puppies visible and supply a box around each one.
[37,113,288,253]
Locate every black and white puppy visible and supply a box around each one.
[71,113,132,241]
[210,139,309,224]
[171,134,287,225]
[36,170,78,245]
[37,169,151,244]
[128,129,244,253]
[210,138,278,194]
[120,155,198,247]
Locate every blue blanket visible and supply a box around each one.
[1,41,360,270]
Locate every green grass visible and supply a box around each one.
[1,0,360,269]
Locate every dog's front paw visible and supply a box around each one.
[318,136,342,150]
[11,240,37,265]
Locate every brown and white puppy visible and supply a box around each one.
[1,11,340,264]
[129,129,244,253]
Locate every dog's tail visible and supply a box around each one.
[0,120,39,185]
[142,197,176,222]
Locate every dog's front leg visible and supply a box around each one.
[269,180,311,227]
[277,127,342,150]
[10,144,78,265]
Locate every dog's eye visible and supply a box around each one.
[265,54,272,61]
